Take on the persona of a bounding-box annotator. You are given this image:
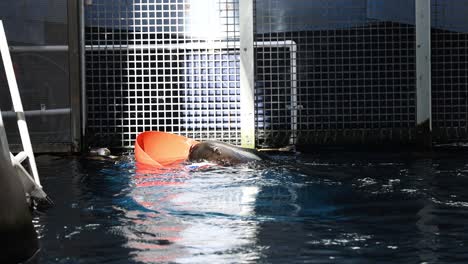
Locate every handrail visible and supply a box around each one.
[1,108,71,118]
[0,20,51,207]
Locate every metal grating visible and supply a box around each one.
[84,0,468,148]
[254,0,417,146]
[84,0,241,148]
[431,0,468,142]
[255,44,295,147]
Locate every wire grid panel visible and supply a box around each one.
[255,44,296,147]
[431,0,468,142]
[84,0,241,148]
[254,0,417,146]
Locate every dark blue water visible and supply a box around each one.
[34,151,468,263]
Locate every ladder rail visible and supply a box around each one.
[0,20,41,187]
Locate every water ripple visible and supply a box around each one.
[33,152,468,263]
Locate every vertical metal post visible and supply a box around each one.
[415,0,432,145]
[68,0,82,152]
[80,0,87,148]
[239,0,255,148]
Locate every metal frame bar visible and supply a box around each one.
[80,0,87,145]
[68,0,82,152]
[416,0,432,131]
[84,42,253,51]
[10,45,69,52]
[240,0,255,148]
[1,108,71,118]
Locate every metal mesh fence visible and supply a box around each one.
[84,0,468,148]
[255,43,295,147]
[84,0,241,148]
[254,0,417,146]
[431,0,468,143]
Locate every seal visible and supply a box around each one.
[85,147,131,163]
[188,140,266,166]
[88,147,111,157]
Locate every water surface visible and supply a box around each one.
[34,151,468,263]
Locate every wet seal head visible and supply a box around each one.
[86,147,125,162]
[89,147,111,157]
[188,141,265,166]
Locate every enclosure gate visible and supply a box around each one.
[83,0,468,149]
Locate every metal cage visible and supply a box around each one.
[84,0,242,148]
[83,0,468,149]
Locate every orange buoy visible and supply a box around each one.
[135,131,199,167]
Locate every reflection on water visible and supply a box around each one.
[125,163,264,263]
[34,151,468,263]
[117,166,264,263]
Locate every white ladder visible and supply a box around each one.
[0,20,51,207]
